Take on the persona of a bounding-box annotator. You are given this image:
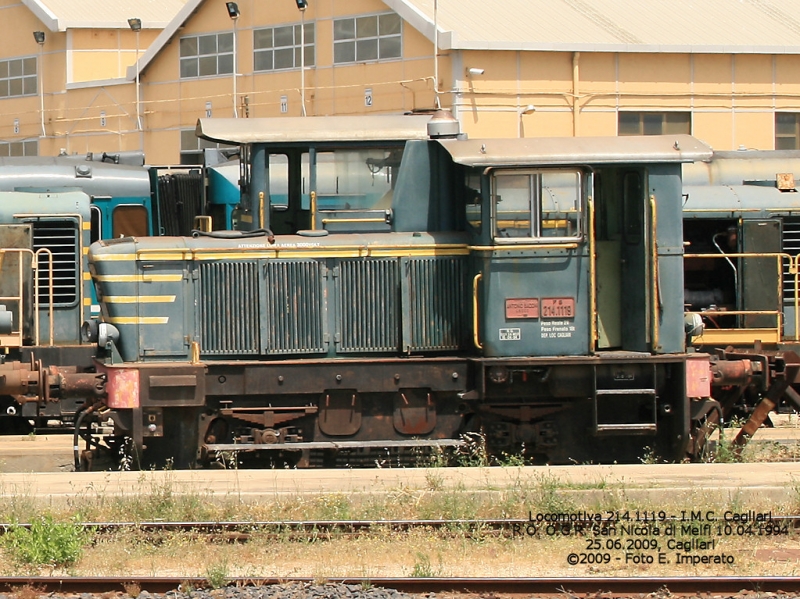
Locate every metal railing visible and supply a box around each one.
[684,251,798,344]
[0,248,54,347]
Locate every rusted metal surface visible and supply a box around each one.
[709,358,753,387]
[0,361,40,397]
[1,576,800,595]
[393,390,436,435]
[4,516,800,534]
[204,439,464,453]
[734,351,800,453]
[58,371,106,398]
[318,391,362,436]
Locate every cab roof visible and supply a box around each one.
[437,134,713,167]
[196,115,432,146]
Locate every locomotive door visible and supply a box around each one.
[136,258,188,357]
[476,167,589,357]
[740,219,781,329]
[594,168,651,352]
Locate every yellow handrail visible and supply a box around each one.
[588,197,597,350]
[650,195,659,350]
[685,251,795,340]
[472,273,483,350]
[309,190,317,231]
[0,248,54,348]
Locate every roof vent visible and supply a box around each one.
[427,110,461,139]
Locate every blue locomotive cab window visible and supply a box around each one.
[493,169,582,241]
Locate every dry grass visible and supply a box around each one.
[0,525,795,578]
[1,423,800,578]
[0,472,796,578]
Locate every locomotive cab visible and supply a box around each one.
[196,115,433,236]
[435,135,712,462]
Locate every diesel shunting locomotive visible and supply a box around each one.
[3,112,800,469]
[77,113,787,469]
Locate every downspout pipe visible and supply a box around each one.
[573,52,580,137]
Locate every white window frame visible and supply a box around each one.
[0,56,37,99]
[179,32,234,79]
[333,12,402,65]
[254,22,315,72]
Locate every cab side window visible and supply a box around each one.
[493,169,582,241]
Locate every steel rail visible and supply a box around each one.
[1,576,800,595]
[0,515,798,533]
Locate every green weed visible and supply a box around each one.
[205,559,229,589]
[2,514,93,568]
[409,551,441,577]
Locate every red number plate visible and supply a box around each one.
[541,298,575,319]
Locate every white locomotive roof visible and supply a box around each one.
[196,115,433,146]
[437,134,713,167]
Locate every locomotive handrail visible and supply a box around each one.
[468,243,580,251]
[650,195,660,351]
[320,218,387,224]
[309,190,316,231]
[0,248,31,348]
[33,248,54,347]
[588,197,597,349]
[791,253,800,341]
[684,250,795,341]
[0,248,54,348]
[472,273,483,350]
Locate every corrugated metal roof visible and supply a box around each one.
[131,0,800,84]
[23,0,188,31]
[196,115,434,145]
[386,0,800,53]
[437,135,713,167]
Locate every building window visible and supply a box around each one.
[333,12,402,64]
[180,129,234,165]
[254,23,314,71]
[0,140,37,156]
[776,113,800,150]
[0,57,37,98]
[179,33,234,78]
[618,112,691,136]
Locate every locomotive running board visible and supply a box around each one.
[204,439,465,453]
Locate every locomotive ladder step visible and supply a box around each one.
[595,388,656,396]
[204,439,465,453]
[593,375,658,434]
[596,423,658,433]
[594,389,657,431]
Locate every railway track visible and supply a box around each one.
[2,516,800,534]
[0,576,799,595]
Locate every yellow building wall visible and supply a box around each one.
[70,29,158,83]
[6,0,800,160]
[775,54,800,111]
[0,1,51,149]
[136,0,441,162]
